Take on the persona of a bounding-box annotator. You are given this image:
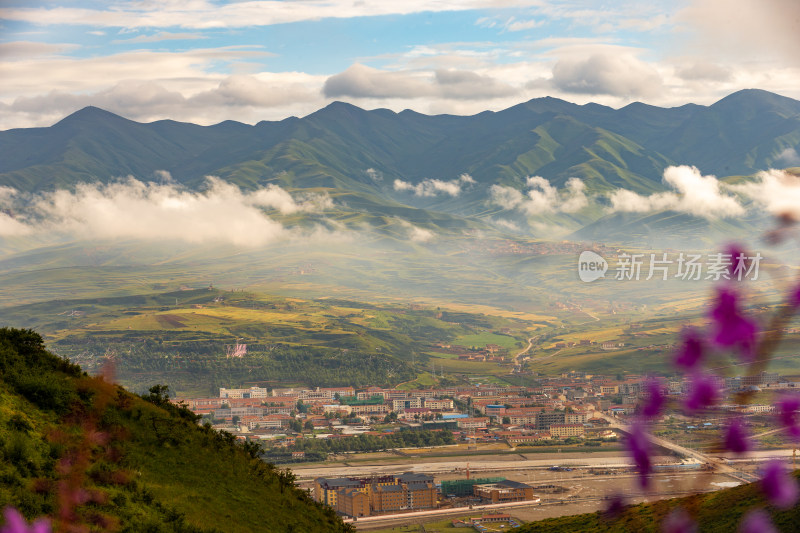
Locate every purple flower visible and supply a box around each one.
[674,329,705,371]
[1,508,51,533]
[776,394,800,441]
[738,509,777,533]
[710,287,757,358]
[684,372,719,412]
[641,378,666,418]
[761,460,799,509]
[626,422,652,489]
[723,417,751,454]
[603,492,625,519]
[726,244,747,280]
[661,507,697,533]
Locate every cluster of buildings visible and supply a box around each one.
[174,370,789,446]
[313,473,538,518]
[314,473,437,517]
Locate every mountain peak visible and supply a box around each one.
[53,106,132,128]
[710,89,800,116]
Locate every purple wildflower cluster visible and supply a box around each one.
[0,508,49,533]
[620,243,800,531]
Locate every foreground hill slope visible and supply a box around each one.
[0,328,351,532]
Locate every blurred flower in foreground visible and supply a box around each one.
[684,372,719,412]
[626,422,652,488]
[674,329,705,370]
[0,508,50,533]
[709,287,757,357]
[761,460,798,510]
[737,509,777,533]
[603,493,626,519]
[776,393,800,441]
[661,507,696,533]
[641,378,666,418]
[723,417,751,454]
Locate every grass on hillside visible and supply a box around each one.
[0,328,352,533]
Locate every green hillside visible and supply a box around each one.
[518,471,800,532]
[0,328,352,532]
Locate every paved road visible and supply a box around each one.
[291,454,678,481]
[595,413,759,482]
[513,336,538,365]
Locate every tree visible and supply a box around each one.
[304,420,315,431]
[502,416,511,425]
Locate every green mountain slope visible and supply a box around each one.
[3,90,799,200]
[0,328,352,532]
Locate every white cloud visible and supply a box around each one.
[0,186,18,208]
[112,32,208,44]
[552,52,663,98]
[394,174,475,197]
[489,176,588,214]
[775,147,800,167]
[675,61,733,82]
[433,69,518,99]
[365,168,383,182]
[396,219,435,242]
[0,1,545,30]
[729,169,800,218]
[607,165,745,218]
[324,64,517,101]
[492,218,521,231]
[2,73,321,128]
[249,184,333,214]
[0,178,333,245]
[324,64,432,99]
[0,41,79,58]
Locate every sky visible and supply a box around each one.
[1,0,799,129]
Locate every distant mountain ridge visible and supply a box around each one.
[2,89,799,193]
[0,89,798,244]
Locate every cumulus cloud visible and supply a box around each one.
[490,176,588,214]
[324,64,432,99]
[492,218,521,231]
[675,62,733,82]
[433,69,518,99]
[365,168,383,182]
[552,53,663,98]
[394,174,475,197]
[607,165,745,218]
[728,169,800,218]
[323,64,517,101]
[396,219,435,242]
[775,147,800,167]
[0,186,18,208]
[8,75,318,122]
[0,178,334,246]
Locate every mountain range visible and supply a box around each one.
[2,88,799,222]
